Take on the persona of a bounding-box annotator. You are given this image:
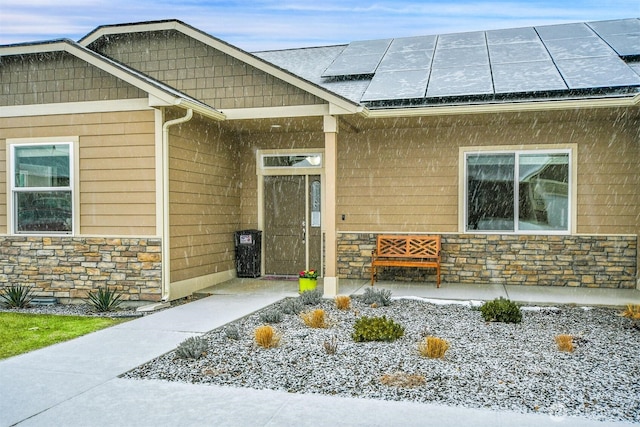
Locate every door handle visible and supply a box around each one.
[302,220,306,242]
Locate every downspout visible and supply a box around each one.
[161,108,193,301]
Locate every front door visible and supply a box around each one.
[264,175,321,275]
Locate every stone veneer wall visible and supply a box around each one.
[0,236,162,302]
[338,233,637,289]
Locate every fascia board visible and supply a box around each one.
[79,20,363,114]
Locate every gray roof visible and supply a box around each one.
[255,18,640,108]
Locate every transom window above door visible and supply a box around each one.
[464,149,572,234]
[261,153,322,169]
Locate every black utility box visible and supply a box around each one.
[234,230,262,278]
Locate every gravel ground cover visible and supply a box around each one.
[124,295,640,424]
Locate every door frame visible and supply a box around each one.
[256,149,325,277]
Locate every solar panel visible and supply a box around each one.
[493,61,567,93]
[588,19,640,57]
[322,39,391,77]
[597,34,640,57]
[535,23,595,40]
[587,18,640,35]
[432,45,489,68]
[555,56,640,89]
[427,65,493,97]
[486,27,540,44]
[488,41,551,64]
[377,50,433,72]
[387,35,436,52]
[361,69,429,101]
[437,31,486,48]
[544,36,617,60]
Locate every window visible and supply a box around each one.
[261,153,322,168]
[11,143,73,234]
[465,150,571,233]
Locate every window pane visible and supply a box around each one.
[518,153,569,231]
[263,155,322,168]
[467,154,515,231]
[15,191,72,233]
[15,145,70,188]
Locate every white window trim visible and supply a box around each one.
[459,144,577,235]
[7,137,79,236]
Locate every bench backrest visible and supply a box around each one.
[376,235,441,259]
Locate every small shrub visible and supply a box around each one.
[361,287,392,307]
[300,309,327,328]
[380,372,426,388]
[259,309,283,324]
[323,335,339,355]
[480,297,522,323]
[335,295,351,310]
[0,285,34,308]
[418,336,450,359]
[254,325,280,348]
[555,334,574,352]
[224,325,240,340]
[175,336,208,359]
[87,286,123,312]
[281,298,303,315]
[299,288,323,305]
[621,304,640,320]
[352,315,404,342]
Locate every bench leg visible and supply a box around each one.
[436,265,441,288]
[371,265,376,286]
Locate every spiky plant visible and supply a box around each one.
[299,288,323,305]
[259,309,283,324]
[361,287,392,307]
[323,334,339,355]
[621,304,640,320]
[0,285,34,308]
[281,298,303,315]
[87,286,123,312]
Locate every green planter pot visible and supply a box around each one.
[298,278,317,292]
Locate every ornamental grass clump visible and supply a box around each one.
[352,316,404,342]
[323,334,339,355]
[175,336,208,360]
[418,336,450,359]
[555,334,575,353]
[621,304,640,320]
[254,325,281,348]
[0,285,34,308]
[480,297,522,323]
[300,309,328,328]
[335,295,351,310]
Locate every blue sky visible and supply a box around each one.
[0,0,638,51]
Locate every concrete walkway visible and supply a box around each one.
[1,279,638,427]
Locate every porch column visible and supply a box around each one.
[323,115,338,297]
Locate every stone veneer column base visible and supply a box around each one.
[0,236,163,302]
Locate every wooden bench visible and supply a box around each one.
[371,235,441,287]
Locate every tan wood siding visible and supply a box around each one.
[92,31,325,110]
[335,109,639,238]
[0,110,157,236]
[168,116,241,282]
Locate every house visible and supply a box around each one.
[0,18,638,303]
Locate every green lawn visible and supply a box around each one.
[0,312,127,360]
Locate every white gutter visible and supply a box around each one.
[160,108,194,301]
[362,92,640,118]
